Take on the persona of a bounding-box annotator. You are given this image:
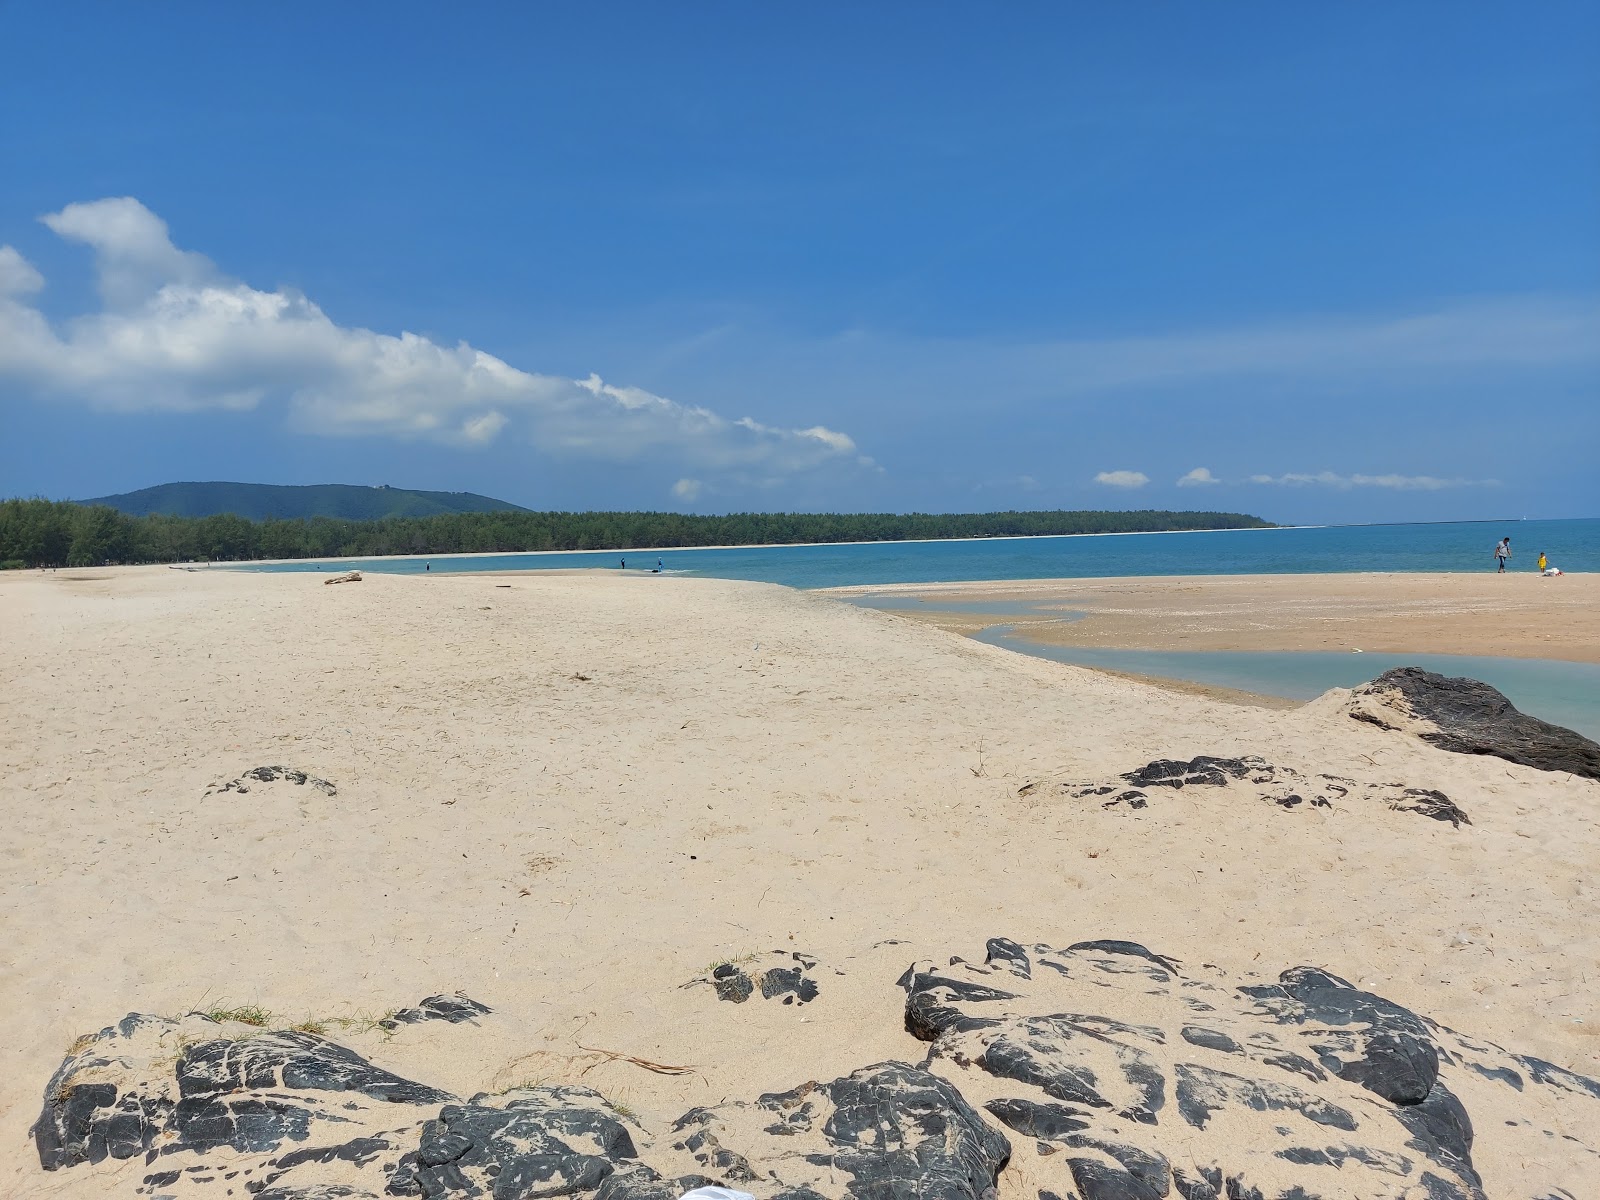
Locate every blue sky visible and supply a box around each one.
[1,3,1596,524]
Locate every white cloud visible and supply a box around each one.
[1177,467,1220,487]
[0,246,44,296]
[0,198,868,481]
[1095,470,1149,488]
[671,477,703,501]
[41,198,215,308]
[1247,471,1496,490]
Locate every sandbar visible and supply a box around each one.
[828,571,1600,663]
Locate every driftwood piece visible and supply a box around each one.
[323,571,362,585]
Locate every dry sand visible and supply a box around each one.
[829,571,1600,662]
[2,566,1598,1196]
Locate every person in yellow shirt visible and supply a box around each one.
[1538,551,1548,572]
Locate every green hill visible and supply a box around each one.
[81,482,530,521]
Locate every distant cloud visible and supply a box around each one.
[1095,470,1149,488]
[1176,467,1220,487]
[671,477,703,501]
[0,198,869,485]
[1247,471,1496,490]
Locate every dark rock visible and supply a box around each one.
[984,1097,1090,1139]
[1388,788,1471,827]
[380,994,491,1029]
[902,971,1020,1041]
[32,1014,449,1173]
[898,939,1542,1199]
[983,937,1032,979]
[1348,666,1600,779]
[1244,966,1440,1104]
[1066,940,1181,974]
[977,1014,1166,1122]
[33,953,1600,1199]
[742,1061,1010,1200]
[1173,1062,1356,1132]
[1043,753,1473,827]
[207,765,338,796]
[386,1084,639,1199]
[703,951,821,1005]
[1118,756,1266,789]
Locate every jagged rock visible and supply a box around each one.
[32,963,1600,1198]
[207,765,338,797]
[700,951,822,1005]
[31,1006,459,1194]
[32,1012,451,1173]
[380,994,492,1029]
[1348,666,1600,780]
[1385,787,1472,827]
[656,1061,1010,1200]
[901,939,1600,1199]
[1021,755,1473,826]
[386,1084,641,1199]
[34,1012,1005,1200]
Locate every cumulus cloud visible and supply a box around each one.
[1176,467,1220,487]
[1095,470,1149,488]
[671,478,703,501]
[0,198,868,481]
[0,246,44,296]
[1247,471,1495,490]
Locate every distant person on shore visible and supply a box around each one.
[1494,537,1511,573]
[425,563,430,572]
[1538,551,1547,572]
[620,558,625,569]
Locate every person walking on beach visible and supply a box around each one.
[1495,537,1511,573]
[1538,551,1548,573]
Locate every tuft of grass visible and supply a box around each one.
[300,1008,405,1038]
[700,951,761,976]
[202,1004,274,1027]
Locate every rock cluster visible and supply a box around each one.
[206,766,338,797]
[1348,666,1600,780]
[31,944,1600,1198]
[1021,755,1472,827]
[697,952,824,1006]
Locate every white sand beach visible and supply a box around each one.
[2,566,1597,1196]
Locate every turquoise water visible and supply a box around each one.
[243,517,1599,588]
[971,634,1600,740]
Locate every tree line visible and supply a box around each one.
[0,497,1274,568]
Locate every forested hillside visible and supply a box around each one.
[83,482,529,520]
[0,498,1274,568]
